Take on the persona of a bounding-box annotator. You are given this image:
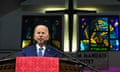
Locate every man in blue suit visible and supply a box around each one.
[19,25,62,58]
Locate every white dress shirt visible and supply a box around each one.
[36,44,46,56]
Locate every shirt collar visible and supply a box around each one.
[36,44,46,50]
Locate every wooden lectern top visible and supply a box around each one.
[0,57,82,72]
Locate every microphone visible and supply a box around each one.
[0,51,19,61]
[49,45,99,72]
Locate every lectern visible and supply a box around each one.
[0,57,84,72]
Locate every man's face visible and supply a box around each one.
[33,25,49,45]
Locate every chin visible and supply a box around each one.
[38,42,44,44]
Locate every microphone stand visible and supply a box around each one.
[49,46,100,72]
[0,51,19,61]
[61,53,99,72]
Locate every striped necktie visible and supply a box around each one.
[38,48,43,56]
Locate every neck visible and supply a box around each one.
[38,41,47,47]
[38,43,45,47]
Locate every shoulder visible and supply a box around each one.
[46,45,62,54]
[46,45,57,51]
[26,45,35,48]
[18,45,36,56]
[46,45,63,58]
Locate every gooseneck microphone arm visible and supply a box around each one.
[63,53,99,72]
[62,52,99,72]
[49,46,99,72]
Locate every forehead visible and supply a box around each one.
[34,25,48,32]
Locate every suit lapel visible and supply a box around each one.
[44,47,51,56]
[31,45,37,56]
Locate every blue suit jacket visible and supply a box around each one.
[18,45,62,58]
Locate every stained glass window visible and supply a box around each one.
[21,15,63,50]
[79,16,119,51]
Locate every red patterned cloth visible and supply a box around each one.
[16,57,59,72]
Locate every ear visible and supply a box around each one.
[46,35,49,40]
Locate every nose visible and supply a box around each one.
[39,32,45,37]
[39,33,43,36]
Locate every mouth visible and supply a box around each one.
[39,38,43,41]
